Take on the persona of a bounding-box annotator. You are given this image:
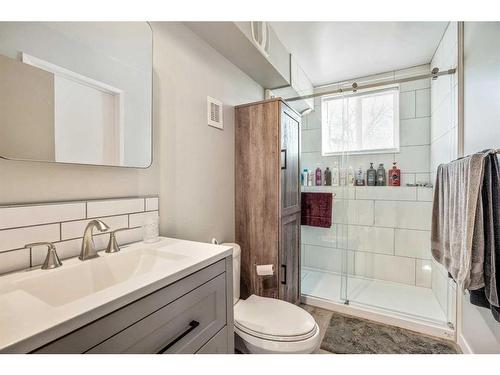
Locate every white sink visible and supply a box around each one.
[0,237,233,353]
[13,247,188,307]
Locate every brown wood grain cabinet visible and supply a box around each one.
[235,98,301,304]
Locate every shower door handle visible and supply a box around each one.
[281,149,287,170]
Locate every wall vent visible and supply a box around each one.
[207,96,223,130]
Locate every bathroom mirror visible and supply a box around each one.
[0,22,152,168]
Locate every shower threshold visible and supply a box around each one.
[301,267,455,340]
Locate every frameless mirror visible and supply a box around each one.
[0,22,152,168]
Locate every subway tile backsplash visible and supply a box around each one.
[0,196,159,275]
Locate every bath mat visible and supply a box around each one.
[320,312,458,354]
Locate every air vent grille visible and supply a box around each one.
[207,96,223,130]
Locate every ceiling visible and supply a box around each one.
[270,22,449,87]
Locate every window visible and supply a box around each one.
[321,86,399,155]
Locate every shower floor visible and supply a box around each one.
[301,267,447,324]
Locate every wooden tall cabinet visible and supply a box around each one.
[235,98,301,304]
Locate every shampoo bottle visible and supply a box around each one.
[376,163,386,186]
[332,162,340,186]
[355,166,365,186]
[348,167,355,186]
[315,167,322,186]
[388,162,401,186]
[301,169,308,187]
[367,163,377,186]
[324,167,332,186]
[307,170,314,186]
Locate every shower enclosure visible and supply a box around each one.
[299,45,458,338]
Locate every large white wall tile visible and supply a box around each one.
[61,215,128,240]
[87,198,145,218]
[348,225,394,255]
[354,252,416,285]
[374,201,432,230]
[395,229,431,259]
[301,225,336,248]
[400,91,416,119]
[415,89,431,118]
[399,77,430,92]
[0,224,60,252]
[0,203,85,230]
[416,259,433,288]
[355,186,417,201]
[395,145,430,173]
[303,244,354,274]
[301,129,322,153]
[417,187,434,201]
[334,200,374,226]
[400,117,430,146]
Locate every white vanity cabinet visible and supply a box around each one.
[32,258,233,354]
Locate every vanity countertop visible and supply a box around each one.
[0,237,233,353]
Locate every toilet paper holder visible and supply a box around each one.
[255,264,275,276]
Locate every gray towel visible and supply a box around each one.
[481,153,500,307]
[431,152,489,290]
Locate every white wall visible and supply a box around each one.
[301,65,434,288]
[152,22,263,243]
[429,21,458,326]
[0,22,263,250]
[461,21,500,354]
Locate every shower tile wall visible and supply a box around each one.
[430,21,458,316]
[301,64,433,288]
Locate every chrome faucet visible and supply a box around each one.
[79,219,110,261]
[25,241,62,270]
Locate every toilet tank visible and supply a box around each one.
[222,243,240,304]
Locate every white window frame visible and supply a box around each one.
[321,84,400,156]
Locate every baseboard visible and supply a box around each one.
[458,334,473,354]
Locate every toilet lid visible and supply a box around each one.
[234,295,317,341]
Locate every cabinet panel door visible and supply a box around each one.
[280,104,301,216]
[279,212,301,304]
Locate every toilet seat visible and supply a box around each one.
[234,295,320,353]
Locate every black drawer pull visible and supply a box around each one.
[281,264,287,285]
[158,320,200,354]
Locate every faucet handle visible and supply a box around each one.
[106,228,128,253]
[24,241,62,270]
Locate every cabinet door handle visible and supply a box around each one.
[157,320,200,354]
[281,264,287,285]
[281,149,287,170]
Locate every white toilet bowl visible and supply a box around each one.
[223,243,320,354]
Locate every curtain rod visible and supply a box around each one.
[285,67,456,102]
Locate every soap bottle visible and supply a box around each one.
[388,162,401,186]
[324,167,332,186]
[332,162,340,187]
[301,169,308,187]
[348,167,355,186]
[376,163,386,186]
[339,167,347,186]
[367,163,377,186]
[355,166,365,186]
[307,170,314,186]
[315,167,322,186]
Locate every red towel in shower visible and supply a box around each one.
[301,192,332,228]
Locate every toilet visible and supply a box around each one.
[223,243,320,354]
